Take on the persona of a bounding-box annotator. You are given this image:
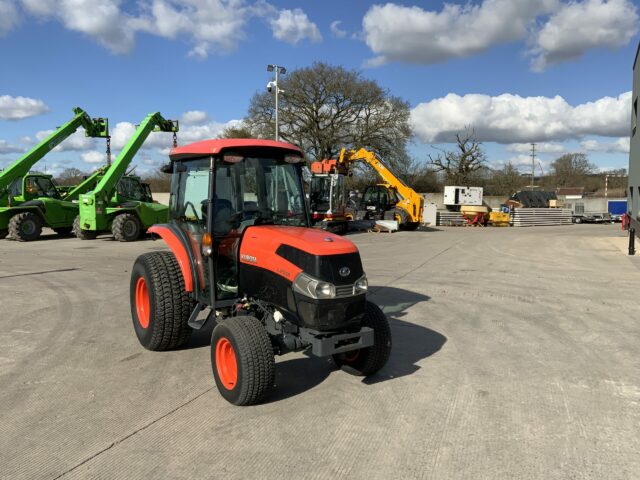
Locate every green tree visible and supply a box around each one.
[551,153,596,187]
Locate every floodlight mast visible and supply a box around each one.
[266,64,286,141]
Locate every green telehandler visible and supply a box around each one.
[77,112,178,242]
[0,107,109,241]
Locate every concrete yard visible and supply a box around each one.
[1,224,639,480]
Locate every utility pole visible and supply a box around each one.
[530,143,536,191]
[266,64,286,142]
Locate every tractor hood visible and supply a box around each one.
[239,225,361,284]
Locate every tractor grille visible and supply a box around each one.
[335,285,355,298]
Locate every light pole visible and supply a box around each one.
[267,64,286,141]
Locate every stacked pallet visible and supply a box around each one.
[437,211,465,226]
[511,208,572,227]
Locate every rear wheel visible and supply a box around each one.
[333,301,392,376]
[8,212,42,241]
[73,216,97,240]
[211,316,275,406]
[0,229,7,240]
[112,213,142,242]
[130,251,193,351]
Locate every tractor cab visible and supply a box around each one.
[6,174,63,204]
[131,139,391,405]
[115,176,154,204]
[360,184,400,219]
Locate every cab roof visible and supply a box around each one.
[169,139,303,161]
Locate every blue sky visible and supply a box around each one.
[0,0,638,177]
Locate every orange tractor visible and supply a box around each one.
[129,139,391,405]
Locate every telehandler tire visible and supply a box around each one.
[9,212,42,241]
[112,213,142,242]
[130,251,193,351]
[0,229,7,240]
[333,301,392,376]
[211,316,275,406]
[73,216,97,240]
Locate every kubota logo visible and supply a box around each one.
[339,267,350,277]
[241,254,257,263]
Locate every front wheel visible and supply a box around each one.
[333,301,392,376]
[211,316,275,406]
[8,212,42,241]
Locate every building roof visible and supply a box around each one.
[169,139,303,160]
[557,187,584,196]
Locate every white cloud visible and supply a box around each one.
[81,150,106,164]
[411,91,632,144]
[181,110,209,125]
[270,8,322,45]
[580,137,630,153]
[12,1,320,58]
[508,142,567,154]
[362,0,557,66]
[530,0,639,71]
[0,0,20,36]
[0,95,49,120]
[0,139,24,154]
[20,0,136,54]
[330,20,347,39]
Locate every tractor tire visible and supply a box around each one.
[0,229,7,240]
[8,212,42,242]
[112,213,142,242]
[130,251,193,351]
[404,222,420,231]
[211,316,275,406]
[73,216,97,240]
[333,301,392,376]
[53,226,73,236]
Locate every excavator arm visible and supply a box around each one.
[338,148,424,224]
[0,107,108,193]
[79,112,178,231]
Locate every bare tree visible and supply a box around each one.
[428,129,487,185]
[551,153,596,186]
[245,62,411,162]
[56,167,87,186]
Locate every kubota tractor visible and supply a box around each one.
[129,139,391,405]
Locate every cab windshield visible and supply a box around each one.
[172,155,308,233]
[25,176,61,199]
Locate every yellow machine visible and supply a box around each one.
[337,148,424,230]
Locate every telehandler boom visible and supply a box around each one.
[78,112,178,241]
[0,107,109,241]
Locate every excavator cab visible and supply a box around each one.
[130,139,391,406]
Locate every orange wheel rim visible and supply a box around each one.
[135,277,150,328]
[216,337,238,390]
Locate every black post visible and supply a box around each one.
[629,228,636,256]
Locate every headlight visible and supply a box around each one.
[355,275,368,294]
[293,272,336,299]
